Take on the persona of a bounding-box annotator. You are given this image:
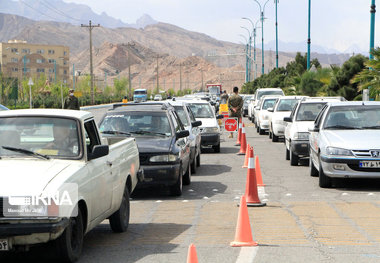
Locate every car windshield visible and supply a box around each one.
[99,112,172,136]
[276,99,298,112]
[261,99,277,110]
[257,90,283,100]
[296,103,326,121]
[0,104,8,111]
[243,96,253,105]
[174,106,190,126]
[188,104,214,118]
[323,105,380,130]
[0,117,80,158]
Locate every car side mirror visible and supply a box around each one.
[89,145,109,160]
[255,106,260,110]
[216,115,224,119]
[283,117,292,122]
[191,121,202,127]
[308,127,320,132]
[176,130,190,139]
[267,107,274,112]
[210,101,216,106]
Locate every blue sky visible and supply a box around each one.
[64,0,379,53]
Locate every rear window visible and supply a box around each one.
[257,90,283,100]
[261,99,277,110]
[296,103,326,121]
[276,99,298,112]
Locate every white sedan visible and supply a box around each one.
[309,101,380,188]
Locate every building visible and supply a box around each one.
[0,40,70,84]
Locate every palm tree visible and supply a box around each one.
[352,48,380,99]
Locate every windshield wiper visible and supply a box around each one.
[362,125,380,129]
[101,130,132,136]
[130,130,168,136]
[324,125,358,130]
[2,146,50,160]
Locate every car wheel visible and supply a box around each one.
[55,208,84,263]
[319,155,332,188]
[285,146,290,160]
[170,166,183,196]
[109,186,130,232]
[248,116,251,120]
[269,130,272,139]
[213,143,221,153]
[190,154,197,174]
[290,148,299,166]
[196,152,201,167]
[183,163,191,185]
[309,155,318,177]
[259,127,265,135]
[272,133,279,142]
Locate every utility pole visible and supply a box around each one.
[81,20,100,105]
[179,62,182,91]
[307,0,311,70]
[201,69,204,92]
[156,55,159,94]
[128,64,131,98]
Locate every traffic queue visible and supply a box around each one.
[245,91,380,189]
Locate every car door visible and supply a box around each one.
[170,111,190,171]
[84,120,113,220]
[285,103,298,149]
[309,105,329,167]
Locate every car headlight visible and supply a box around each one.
[294,132,309,140]
[202,127,219,133]
[150,154,177,162]
[326,147,353,157]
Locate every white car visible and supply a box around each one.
[309,101,380,188]
[0,109,140,262]
[249,88,284,125]
[256,96,281,135]
[268,96,306,142]
[284,97,345,166]
[187,100,223,153]
[154,94,163,101]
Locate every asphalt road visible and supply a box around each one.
[3,110,380,263]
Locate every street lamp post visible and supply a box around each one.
[242,17,260,80]
[369,0,376,60]
[275,0,279,69]
[239,35,249,83]
[241,26,252,82]
[307,0,311,70]
[254,0,270,75]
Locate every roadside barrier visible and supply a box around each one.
[244,148,266,207]
[255,156,265,187]
[186,243,199,263]
[230,196,258,247]
[234,119,242,146]
[242,144,251,168]
[236,123,247,155]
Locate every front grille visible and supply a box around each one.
[0,197,4,218]
[352,150,372,158]
[139,154,150,165]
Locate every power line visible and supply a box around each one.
[39,0,81,22]
[19,0,58,21]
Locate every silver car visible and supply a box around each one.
[309,101,380,188]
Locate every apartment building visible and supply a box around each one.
[0,40,70,84]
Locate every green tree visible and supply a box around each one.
[352,48,380,99]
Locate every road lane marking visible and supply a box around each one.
[236,247,258,263]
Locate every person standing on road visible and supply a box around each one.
[220,90,229,104]
[228,86,243,138]
[64,89,80,110]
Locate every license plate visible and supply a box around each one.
[359,161,380,168]
[0,239,9,251]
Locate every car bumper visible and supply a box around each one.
[0,218,69,247]
[139,163,180,186]
[200,133,220,147]
[291,140,309,156]
[320,156,380,178]
[272,124,285,136]
[259,120,270,130]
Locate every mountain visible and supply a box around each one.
[266,40,341,54]
[0,0,157,28]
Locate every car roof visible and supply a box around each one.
[302,96,346,102]
[327,101,380,107]
[278,96,307,100]
[111,101,174,112]
[256,88,283,91]
[0,109,93,121]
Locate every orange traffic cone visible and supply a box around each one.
[245,149,266,207]
[186,243,199,263]
[255,156,265,187]
[234,119,242,146]
[230,195,258,247]
[242,144,251,168]
[237,124,247,155]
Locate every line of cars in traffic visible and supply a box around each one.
[245,88,380,188]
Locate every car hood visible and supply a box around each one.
[0,160,71,196]
[196,118,217,128]
[294,121,315,133]
[323,130,380,149]
[136,136,174,153]
[272,111,291,121]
